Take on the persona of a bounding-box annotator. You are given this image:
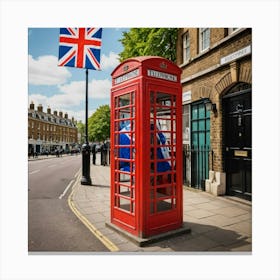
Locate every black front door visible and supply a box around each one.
[223,88,252,200]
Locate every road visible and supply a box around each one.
[28,154,109,252]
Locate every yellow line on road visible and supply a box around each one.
[67,171,119,252]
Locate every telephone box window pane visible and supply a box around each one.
[156,92,172,106]
[119,93,131,107]
[120,185,130,196]
[120,173,131,182]
[150,160,155,173]
[156,174,172,185]
[119,197,130,212]
[150,147,155,159]
[131,92,135,105]
[157,186,172,196]
[156,199,172,212]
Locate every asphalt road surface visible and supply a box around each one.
[28,155,109,252]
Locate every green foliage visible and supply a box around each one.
[76,120,85,144]
[88,105,110,142]
[119,28,178,62]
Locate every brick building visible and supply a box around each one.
[177,28,252,200]
[28,102,78,155]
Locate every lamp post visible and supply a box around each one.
[81,69,92,185]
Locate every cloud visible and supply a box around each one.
[29,77,111,121]
[29,55,72,85]
[101,51,120,70]
[58,78,111,99]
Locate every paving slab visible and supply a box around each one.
[71,153,252,253]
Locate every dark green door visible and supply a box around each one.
[191,101,210,189]
[223,88,252,200]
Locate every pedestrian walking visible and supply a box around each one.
[100,142,107,166]
[92,143,96,165]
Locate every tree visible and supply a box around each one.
[88,105,110,142]
[76,120,85,144]
[119,28,178,62]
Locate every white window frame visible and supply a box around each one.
[199,28,210,53]
[183,31,190,63]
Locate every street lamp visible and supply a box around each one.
[204,98,217,115]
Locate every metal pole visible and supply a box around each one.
[81,68,92,185]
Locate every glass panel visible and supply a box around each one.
[120,185,131,196]
[192,120,198,131]
[157,186,172,197]
[119,197,130,212]
[198,105,205,118]
[192,106,198,119]
[156,198,172,212]
[156,174,172,185]
[192,133,198,145]
[198,120,205,130]
[206,119,210,130]
[156,92,172,106]
[119,93,131,107]
[131,92,135,105]
[120,172,131,182]
[119,107,131,119]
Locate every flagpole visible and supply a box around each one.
[81,68,92,185]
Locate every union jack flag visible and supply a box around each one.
[58,28,102,70]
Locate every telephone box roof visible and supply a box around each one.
[111,56,181,77]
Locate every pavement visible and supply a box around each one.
[69,153,252,253]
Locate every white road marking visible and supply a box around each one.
[59,179,74,199]
[29,169,40,175]
[48,164,57,168]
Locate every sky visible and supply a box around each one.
[28,28,129,122]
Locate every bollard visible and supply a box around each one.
[81,143,92,185]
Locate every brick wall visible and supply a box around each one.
[178,28,252,173]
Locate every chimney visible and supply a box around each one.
[59,111,63,118]
[72,117,74,122]
[54,110,58,116]
[47,106,51,114]
[64,113,68,119]
[30,101,34,110]
[37,104,43,112]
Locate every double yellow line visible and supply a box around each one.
[67,171,119,252]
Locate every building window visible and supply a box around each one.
[199,28,210,52]
[182,104,190,143]
[183,32,190,63]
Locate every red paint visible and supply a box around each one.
[111,56,182,238]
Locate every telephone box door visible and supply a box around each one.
[144,84,182,236]
[111,85,138,235]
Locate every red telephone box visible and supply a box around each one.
[110,56,183,240]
